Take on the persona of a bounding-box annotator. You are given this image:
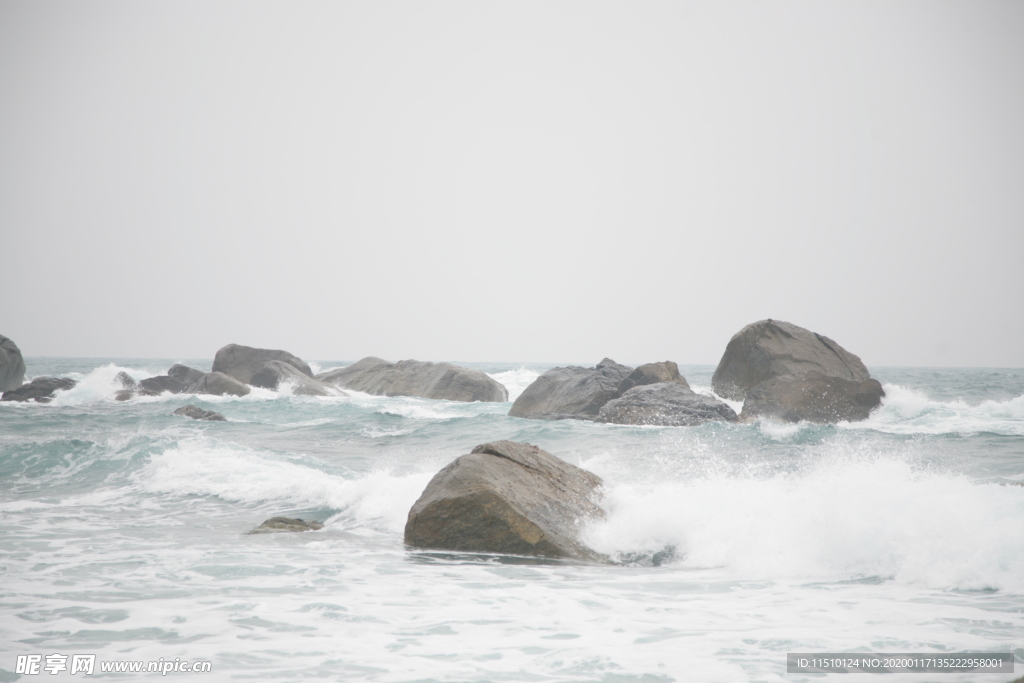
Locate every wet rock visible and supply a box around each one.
[508,358,633,420]
[612,361,689,399]
[318,357,506,402]
[405,441,606,562]
[212,344,313,385]
[138,375,188,396]
[0,334,26,392]
[251,360,345,397]
[167,364,206,386]
[248,517,324,534]
[597,383,739,426]
[712,319,871,400]
[740,373,885,424]
[114,389,135,401]
[188,371,250,397]
[172,404,226,421]
[113,372,137,389]
[1,376,77,403]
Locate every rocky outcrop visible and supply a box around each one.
[597,383,739,426]
[612,361,689,399]
[712,319,871,401]
[318,357,506,402]
[251,360,345,397]
[212,344,313,385]
[188,371,250,397]
[172,404,227,421]
[138,375,188,396]
[168,364,206,386]
[0,335,26,392]
[1,377,77,403]
[113,372,137,389]
[508,359,632,419]
[248,517,324,534]
[740,373,885,424]
[405,441,606,561]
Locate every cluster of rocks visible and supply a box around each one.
[1,335,80,403]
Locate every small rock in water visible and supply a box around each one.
[138,375,188,396]
[172,404,226,421]
[1,376,77,403]
[248,517,324,534]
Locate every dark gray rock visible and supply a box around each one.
[508,358,632,420]
[1,376,77,403]
[405,441,606,561]
[0,334,26,392]
[113,371,137,389]
[188,371,250,397]
[318,357,506,402]
[138,375,188,396]
[251,360,345,397]
[740,373,885,424]
[712,319,871,400]
[212,344,313,385]
[114,389,135,401]
[168,364,205,386]
[248,517,324,534]
[612,361,689,399]
[597,383,739,426]
[172,404,226,421]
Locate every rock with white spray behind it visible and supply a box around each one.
[1,377,77,403]
[318,357,506,402]
[508,359,632,419]
[251,361,345,397]
[212,344,314,385]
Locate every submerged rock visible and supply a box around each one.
[138,375,188,396]
[168,364,206,386]
[0,335,26,392]
[405,441,606,562]
[248,517,324,534]
[317,357,506,402]
[712,319,871,401]
[508,359,632,420]
[213,344,313,385]
[597,383,738,426]
[740,373,885,424]
[172,404,227,421]
[188,371,250,397]
[1,376,77,403]
[251,360,344,397]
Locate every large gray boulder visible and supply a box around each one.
[137,375,188,396]
[318,357,506,402]
[212,344,313,385]
[712,319,871,400]
[508,359,633,420]
[405,441,606,562]
[0,335,26,392]
[1,377,77,403]
[612,361,689,399]
[188,371,250,397]
[740,373,885,424]
[597,383,739,427]
[168,364,206,386]
[251,360,345,397]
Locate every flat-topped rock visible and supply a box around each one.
[318,357,506,402]
[251,360,345,397]
[509,358,633,420]
[740,373,885,424]
[172,404,227,421]
[712,319,871,400]
[212,344,313,385]
[1,377,77,403]
[138,375,188,396]
[0,335,26,392]
[248,517,324,534]
[188,371,250,397]
[405,441,606,561]
[597,383,738,426]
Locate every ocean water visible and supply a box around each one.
[1,358,1023,682]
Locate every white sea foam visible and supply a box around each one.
[845,383,1024,436]
[488,367,540,402]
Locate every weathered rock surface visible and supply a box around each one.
[248,517,324,534]
[508,359,633,420]
[612,361,689,399]
[405,441,606,561]
[188,371,250,397]
[318,357,506,402]
[114,390,136,401]
[0,335,26,392]
[251,360,345,397]
[113,371,137,389]
[212,344,313,385]
[172,404,227,421]
[597,383,739,426]
[712,319,871,401]
[168,364,206,386]
[740,373,885,424]
[138,375,188,396]
[1,377,77,403]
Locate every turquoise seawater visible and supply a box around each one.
[1,359,1023,682]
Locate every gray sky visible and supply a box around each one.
[2,1,1022,367]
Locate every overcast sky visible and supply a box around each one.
[1,1,1022,367]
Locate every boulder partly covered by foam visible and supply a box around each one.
[712,319,871,401]
[138,375,188,396]
[213,344,313,385]
[405,441,606,562]
[172,404,227,421]
[0,335,25,392]
[318,357,506,402]
[1,376,77,403]
[251,360,345,397]
[508,359,632,419]
[597,383,738,427]
[188,371,250,397]
[740,373,885,424]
